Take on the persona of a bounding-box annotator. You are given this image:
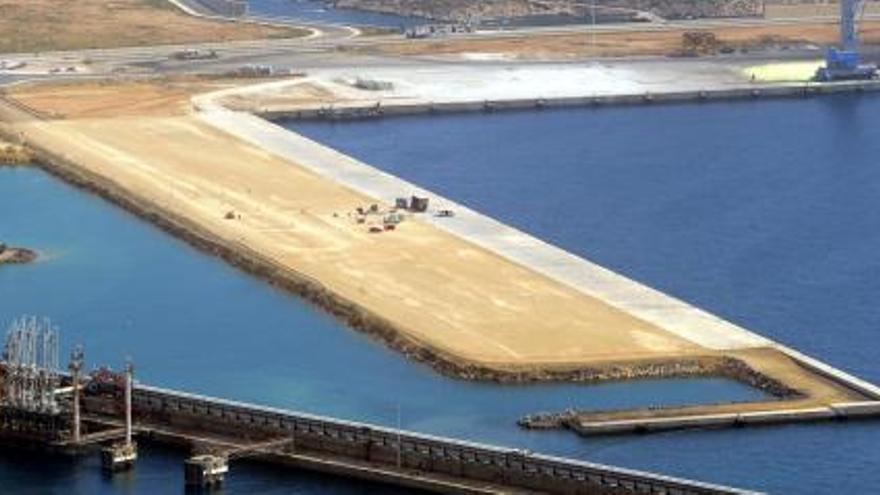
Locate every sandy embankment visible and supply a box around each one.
[0,78,872,421]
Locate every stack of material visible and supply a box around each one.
[681,31,719,56]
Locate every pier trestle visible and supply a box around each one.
[80,384,756,494]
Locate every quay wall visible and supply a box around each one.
[259,80,880,121]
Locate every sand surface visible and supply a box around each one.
[18,114,706,365]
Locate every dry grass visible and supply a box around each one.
[764,2,880,19]
[368,20,880,59]
[0,0,308,53]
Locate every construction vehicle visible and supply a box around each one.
[815,0,877,81]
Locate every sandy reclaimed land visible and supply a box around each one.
[0,0,306,53]
[2,79,871,416]
[365,20,880,59]
[17,114,705,365]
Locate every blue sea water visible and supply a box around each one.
[1,93,879,493]
[286,94,880,493]
[244,0,602,28]
[288,96,880,386]
[246,0,423,28]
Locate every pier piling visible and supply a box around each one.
[101,360,138,472]
[184,455,229,488]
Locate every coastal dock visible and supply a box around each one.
[6,73,880,448]
[237,77,880,122]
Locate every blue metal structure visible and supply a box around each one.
[815,0,877,81]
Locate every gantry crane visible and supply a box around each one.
[815,0,878,81]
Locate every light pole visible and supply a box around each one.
[124,359,133,449]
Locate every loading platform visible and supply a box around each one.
[120,382,761,494]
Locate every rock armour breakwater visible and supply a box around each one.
[518,356,804,429]
[0,246,36,265]
[0,143,32,164]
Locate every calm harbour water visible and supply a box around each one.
[288,94,880,494]
[1,94,879,493]
[244,0,595,29]
[246,0,424,28]
[0,164,762,494]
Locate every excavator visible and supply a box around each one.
[815,0,878,81]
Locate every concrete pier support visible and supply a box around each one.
[101,361,137,472]
[68,347,83,445]
[184,455,229,488]
[101,442,137,472]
